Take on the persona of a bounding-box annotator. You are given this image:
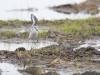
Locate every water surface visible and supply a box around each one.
[0,0,98,21]
[0,63,99,75]
[0,63,22,75]
[78,39,100,51]
[0,41,57,51]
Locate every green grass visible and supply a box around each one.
[19,32,29,39]
[37,17,100,38]
[0,17,100,38]
[8,19,22,25]
[0,19,31,27]
[37,31,48,38]
[0,30,29,39]
[0,30,18,38]
[0,20,10,27]
[60,24,82,34]
[51,17,100,37]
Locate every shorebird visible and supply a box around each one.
[55,34,79,49]
[28,26,39,40]
[28,14,39,41]
[18,66,45,75]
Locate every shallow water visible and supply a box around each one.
[1,39,100,51]
[0,41,57,51]
[0,39,100,75]
[0,62,100,75]
[0,63,81,75]
[0,0,99,20]
[0,63,22,75]
[78,39,100,51]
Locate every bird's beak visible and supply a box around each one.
[34,27,39,32]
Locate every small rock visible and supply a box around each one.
[15,47,26,52]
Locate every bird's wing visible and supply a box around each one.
[31,14,38,26]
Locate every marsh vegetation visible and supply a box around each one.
[0,17,100,39]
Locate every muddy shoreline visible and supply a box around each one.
[0,17,100,75]
[0,45,100,75]
[50,0,100,15]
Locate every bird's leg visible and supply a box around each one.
[36,39,38,43]
[59,43,62,46]
[35,38,38,43]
